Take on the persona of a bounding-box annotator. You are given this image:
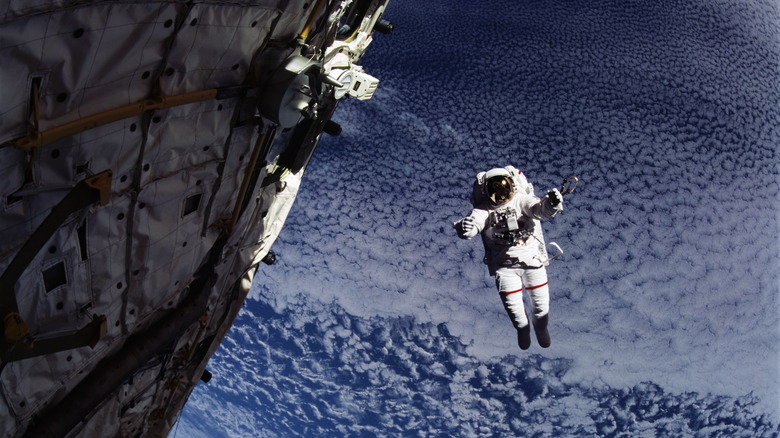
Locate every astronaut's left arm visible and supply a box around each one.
[520,188,563,219]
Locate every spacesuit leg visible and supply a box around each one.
[496,268,531,350]
[523,267,551,348]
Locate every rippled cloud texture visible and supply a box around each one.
[172,0,779,436]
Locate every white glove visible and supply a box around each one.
[462,216,476,232]
[457,216,478,238]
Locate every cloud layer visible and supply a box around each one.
[178,295,776,437]
[173,0,779,435]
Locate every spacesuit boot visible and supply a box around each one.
[533,314,551,348]
[517,325,531,350]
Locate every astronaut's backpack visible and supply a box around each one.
[469,165,535,207]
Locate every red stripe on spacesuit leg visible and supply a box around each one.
[525,282,548,290]
[499,288,523,296]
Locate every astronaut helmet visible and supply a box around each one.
[484,168,515,205]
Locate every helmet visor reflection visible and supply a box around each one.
[487,176,514,204]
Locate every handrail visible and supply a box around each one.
[8,89,219,151]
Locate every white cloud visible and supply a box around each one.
[176,0,780,435]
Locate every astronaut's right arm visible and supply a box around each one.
[453,209,489,239]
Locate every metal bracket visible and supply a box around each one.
[3,312,32,349]
[3,315,107,363]
[84,170,112,206]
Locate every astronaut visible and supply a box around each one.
[453,166,563,350]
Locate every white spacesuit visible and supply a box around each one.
[454,166,563,350]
